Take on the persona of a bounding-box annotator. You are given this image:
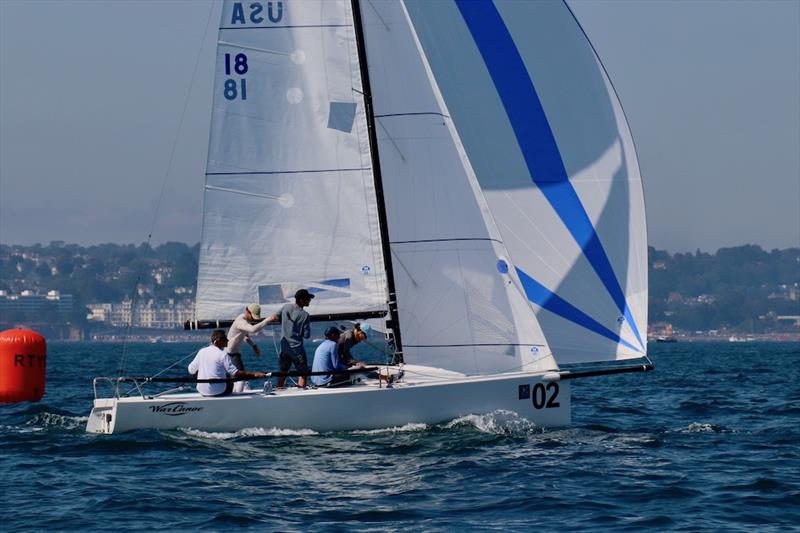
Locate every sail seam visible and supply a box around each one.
[405,343,547,348]
[374,112,449,119]
[206,168,370,176]
[390,238,502,245]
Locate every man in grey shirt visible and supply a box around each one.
[273,288,314,388]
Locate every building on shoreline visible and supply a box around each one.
[0,289,75,322]
[87,298,194,329]
[0,289,80,339]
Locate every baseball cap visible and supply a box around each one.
[247,303,261,319]
[295,288,315,300]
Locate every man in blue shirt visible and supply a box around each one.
[311,327,351,387]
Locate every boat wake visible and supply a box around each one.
[350,423,429,435]
[169,410,541,440]
[444,410,541,436]
[178,427,319,440]
[25,412,89,430]
[675,422,730,434]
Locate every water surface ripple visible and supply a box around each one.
[1,342,798,531]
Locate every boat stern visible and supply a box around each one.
[86,398,117,434]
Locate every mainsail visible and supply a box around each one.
[404,0,649,364]
[196,0,389,319]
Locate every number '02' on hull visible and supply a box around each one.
[86,370,571,434]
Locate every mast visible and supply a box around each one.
[351,0,404,363]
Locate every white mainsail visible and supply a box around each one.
[404,0,648,364]
[196,0,389,320]
[360,1,558,376]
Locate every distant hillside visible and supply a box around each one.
[648,245,799,333]
[0,241,199,302]
[1,242,798,334]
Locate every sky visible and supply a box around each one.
[0,0,798,253]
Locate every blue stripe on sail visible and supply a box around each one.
[516,267,641,353]
[455,0,645,351]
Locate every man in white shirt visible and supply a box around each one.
[227,303,271,392]
[188,330,267,396]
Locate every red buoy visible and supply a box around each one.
[0,329,47,403]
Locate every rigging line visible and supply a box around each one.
[146,2,216,246]
[390,248,419,288]
[489,352,560,376]
[403,343,548,348]
[149,349,201,380]
[117,1,217,382]
[376,117,406,161]
[390,237,503,245]
[366,0,391,31]
[122,348,200,398]
[374,112,450,119]
[206,167,370,175]
[217,40,290,56]
[205,185,282,200]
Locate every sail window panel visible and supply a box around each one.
[328,102,357,133]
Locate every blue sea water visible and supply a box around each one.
[1,341,798,531]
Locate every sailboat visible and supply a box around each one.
[87,0,652,434]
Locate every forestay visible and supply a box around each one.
[405,0,648,364]
[196,0,389,320]
[360,1,557,376]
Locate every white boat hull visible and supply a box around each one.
[86,366,570,434]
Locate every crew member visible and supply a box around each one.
[311,327,353,387]
[188,329,267,397]
[227,303,270,392]
[273,288,314,388]
[338,323,368,366]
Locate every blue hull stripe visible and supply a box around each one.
[516,268,640,353]
[455,0,644,350]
